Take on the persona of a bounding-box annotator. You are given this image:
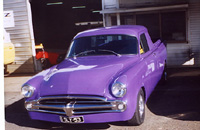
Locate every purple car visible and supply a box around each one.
[21,25,167,125]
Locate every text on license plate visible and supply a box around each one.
[60,116,84,123]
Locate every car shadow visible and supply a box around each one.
[147,68,200,121]
[5,99,110,129]
[5,68,200,129]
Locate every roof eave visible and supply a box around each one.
[100,4,188,14]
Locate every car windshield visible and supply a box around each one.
[67,35,138,58]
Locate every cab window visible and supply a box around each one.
[140,33,149,54]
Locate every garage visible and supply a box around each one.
[4,0,200,129]
[4,0,102,73]
[3,0,200,74]
[101,0,200,67]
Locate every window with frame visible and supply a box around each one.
[136,13,160,43]
[161,11,186,42]
[119,10,187,43]
[111,15,117,25]
[137,11,186,43]
[120,14,135,25]
[140,33,149,54]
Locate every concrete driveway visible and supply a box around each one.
[4,68,200,130]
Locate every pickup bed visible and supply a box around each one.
[22,25,167,125]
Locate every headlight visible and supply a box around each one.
[21,85,35,98]
[111,82,127,98]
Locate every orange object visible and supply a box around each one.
[36,51,59,65]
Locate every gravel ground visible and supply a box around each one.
[4,68,200,130]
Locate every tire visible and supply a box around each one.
[127,89,145,126]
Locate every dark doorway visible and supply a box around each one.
[30,0,103,51]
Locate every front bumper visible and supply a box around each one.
[25,95,127,123]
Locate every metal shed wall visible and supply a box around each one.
[166,0,200,67]
[118,0,188,8]
[4,0,35,73]
[188,1,200,66]
[102,0,200,67]
[103,0,119,9]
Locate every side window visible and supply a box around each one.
[140,33,149,54]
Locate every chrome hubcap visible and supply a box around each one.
[139,95,144,118]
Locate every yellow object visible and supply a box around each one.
[4,42,15,65]
[140,45,144,54]
[35,43,44,49]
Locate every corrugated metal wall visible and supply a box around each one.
[119,0,188,8]
[167,1,200,67]
[102,0,200,67]
[4,0,35,73]
[103,0,119,9]
[166,44,190,66]
[189,1,200,66]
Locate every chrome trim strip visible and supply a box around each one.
[37,95,107,102]
[34,104,65,110]
[75,101,110,104]
[29,109,123,116]
[74,104,115,110]
[31,109,66,115]
[73,110,122,115]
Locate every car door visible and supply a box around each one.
[139,33,158,98]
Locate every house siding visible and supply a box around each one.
[4,0,35,73]
[118,0,188,8]
[102,0,200,67]
[167,1,200,67]
[189,1,200,66]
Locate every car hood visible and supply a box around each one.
[39,55,139,97]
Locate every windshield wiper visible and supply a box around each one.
[73,50,96,59]
[98,49,121,57]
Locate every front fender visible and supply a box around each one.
[124,63,146,120]
[104,60,146,121]
[23,68,52,100]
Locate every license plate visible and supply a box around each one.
[60,116,84,123]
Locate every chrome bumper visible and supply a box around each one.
[25,95,126,117]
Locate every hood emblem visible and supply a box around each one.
[44,68,58,81]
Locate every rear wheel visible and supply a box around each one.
[127,89,145,126]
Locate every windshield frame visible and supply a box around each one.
[66,34,138,58]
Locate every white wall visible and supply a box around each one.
[4,0,35,73]
[188,1,200,66]
[119,0,188,8]
[103,0,119,9]
[167,1,200,67]
[102,0,200,67]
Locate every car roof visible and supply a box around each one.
[73,25,147,39]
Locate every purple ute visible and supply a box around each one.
[21,25,167,125]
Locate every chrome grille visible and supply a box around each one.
[25,95,126,117]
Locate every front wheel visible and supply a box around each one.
[127,89,145,126]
